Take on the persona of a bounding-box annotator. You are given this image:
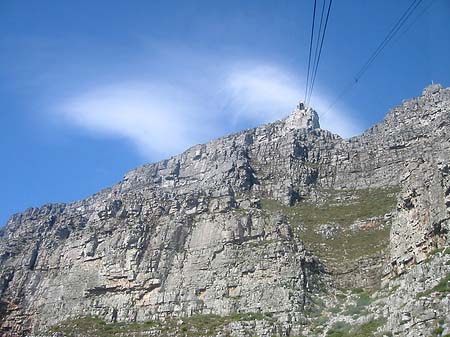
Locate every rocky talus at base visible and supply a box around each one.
[1,85,449,337]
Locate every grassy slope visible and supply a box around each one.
[260,187,399,267]
[48,313,275,337]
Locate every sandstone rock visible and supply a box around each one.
[1,85,450,337]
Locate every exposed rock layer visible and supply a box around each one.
[1,84,449,336]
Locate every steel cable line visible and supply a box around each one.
[354,0,424,81]
[307,0,333,107]
[326,0,425,112]
[306,0,326,105]
[304,0,318,103]
[394,0,435,43]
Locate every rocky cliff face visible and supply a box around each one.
[1,84,449,337]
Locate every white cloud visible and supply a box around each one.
[313,101,363,138]
[60,82,213,157]
[225,64,302,124]
[225,63,363,137]
[58,61,363,159]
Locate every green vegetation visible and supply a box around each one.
[260,187,399,267]
[326,319,385,337]
[430,247,450,255]
[304,294,327,318]
[49,316,149,337]
[262,187,399,228]
[343,290,372,317]
[425,247,450,263]
[329,306,342,314]
[335,292,347,300]
[326,321,352,337]
[434,326,444,336]
[344,306,365,317]
[354,319,386,336]
[432,323,450,337]
[433,274,450,293]
[416,274,450,298]
[48,312,276,337]
[355,291,372,306]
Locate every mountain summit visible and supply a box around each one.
[284,101,320,130]
[1,85,449,337]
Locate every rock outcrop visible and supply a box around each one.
[0,84,449,337]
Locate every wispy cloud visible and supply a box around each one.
[58,60,362,159]
[225,64,301,124]
[224,63,362,137]
[60,82,215,157]
[314,102,362,139]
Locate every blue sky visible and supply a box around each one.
[1,0,449,225]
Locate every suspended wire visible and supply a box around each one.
[304,0,318,103]
[354,0,424,81]
[307,0,333,107]
[394,0,435,42]
[306,0,326,105]
[326,0,425,112]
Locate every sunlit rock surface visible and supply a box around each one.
[1,85,449,336]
